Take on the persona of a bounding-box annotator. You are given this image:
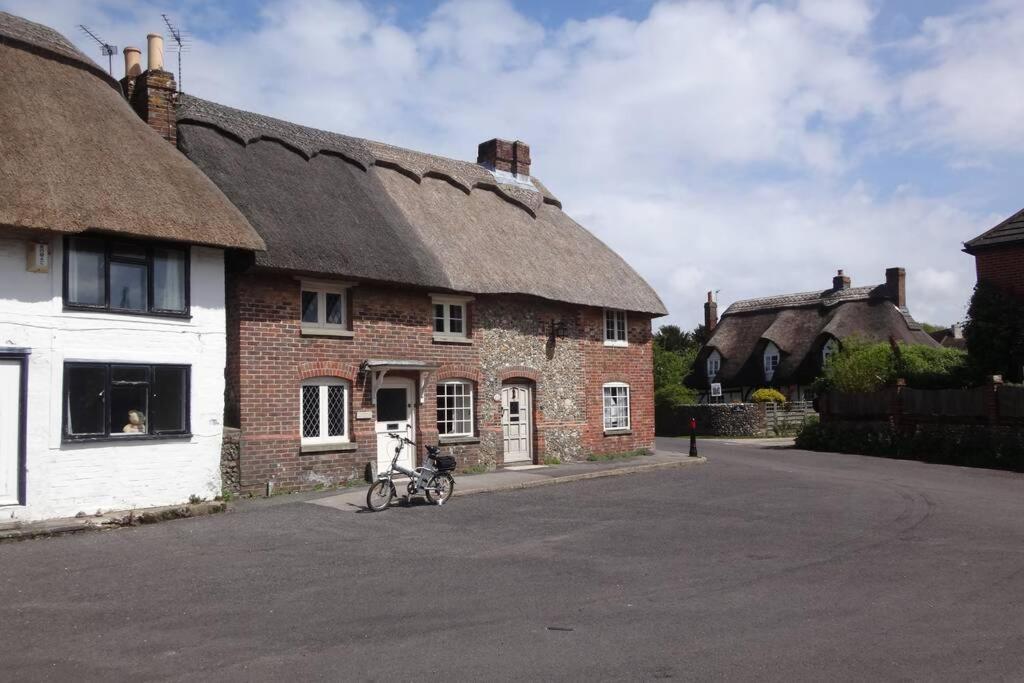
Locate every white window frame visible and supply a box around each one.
[436,380,474,438]
[822,338,838,365]
[604,309,628,347]
[707,350,721,379]
[430,294,473,342]
[602,382,631,432]
[763,342,780,382]
[300,279,353,337]
[300,376,350,446]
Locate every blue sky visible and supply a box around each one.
[5,0,1023,329]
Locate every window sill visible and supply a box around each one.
[301,441,357,454]
[603,341,628,348]
[438,435,480,445]
[62,433,193,445]
[433,334,471,344]
[301,327,354,338]
[62,306,192,322]
[603,429,632,436]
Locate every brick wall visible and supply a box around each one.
[230,271,655,494]
[975,245,1024,299]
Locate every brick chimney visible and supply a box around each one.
[885,267,906,307]
[478,139,530,177]
[120,33,177,145]
[704,291,718,333]
[832,269,851,290]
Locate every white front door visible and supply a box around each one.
[501,385,532,464]
[0,359,23,506]
[376,378,415,474]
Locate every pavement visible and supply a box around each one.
[305,449,706,512]
[2,437,1024,681]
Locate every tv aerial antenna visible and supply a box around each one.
[162,13,191,91]
[78,25,116,76]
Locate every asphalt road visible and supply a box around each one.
[3,439,1024,681]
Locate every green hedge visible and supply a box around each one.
[795,420,1024,471]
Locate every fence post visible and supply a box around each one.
[986,375,1003,425]
[893,378,906,429]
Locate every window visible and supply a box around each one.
[764,342,780,381]
[822,338,839,365]
[431,294,473,341]
[437,381,473,437]
[300,280,351,335]
[64,237,188,315]
[603,383,630,431]
[707,351,721,379]
[604,309,627,346]
[301,377,349,445]
[63,363,189,440]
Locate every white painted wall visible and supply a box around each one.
[0,236,226,522]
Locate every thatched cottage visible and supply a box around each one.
[164,95,666,492]
[0,13,264,520]
[691,268,937,403]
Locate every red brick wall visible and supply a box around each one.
[230,271,656,493]
[581,308,656,455]
[976,245,1024,299]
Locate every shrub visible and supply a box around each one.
[750,388,786,403]
[814,338,969,393]
[653,344,698,408]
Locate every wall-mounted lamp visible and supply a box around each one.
[547,319,568,343]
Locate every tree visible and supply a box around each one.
[965,282,1024,382]
[653,344,697,407]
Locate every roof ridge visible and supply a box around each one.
[0,11,113,85]
[724,284,881,314]
[177,94,561,215]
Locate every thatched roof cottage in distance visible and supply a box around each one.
[691,268,937,403]
[0,12,264,521]
[117,56,665,493]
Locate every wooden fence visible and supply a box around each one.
[765,401,816,432]
[820,379,1022,426]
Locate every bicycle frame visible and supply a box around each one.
[378,433,440,494]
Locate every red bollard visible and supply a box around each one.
[689,417,698,457]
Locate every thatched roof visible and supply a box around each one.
[0,12,264,251]
[176,96,666,315]
[964,207,1024,253]
[692,279,938,389]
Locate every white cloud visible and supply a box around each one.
[0,0,997,330]
[900,0,1024,152]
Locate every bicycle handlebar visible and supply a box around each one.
[386,432,415,446]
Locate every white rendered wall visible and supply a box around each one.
[0,236,226,522]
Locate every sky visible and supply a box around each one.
[5,0,1023,330]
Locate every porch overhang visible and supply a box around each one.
[361,359,440,405]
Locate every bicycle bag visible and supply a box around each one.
[432,455,457,472]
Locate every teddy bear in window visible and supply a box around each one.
[123,409,147,434]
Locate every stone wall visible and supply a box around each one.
[221,427,240,494]
[657,403,767,437]
[228,272,656,495]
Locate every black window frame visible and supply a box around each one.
[63,236,191,318]
[62,362,191,442]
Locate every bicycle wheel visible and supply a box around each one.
[425,473,455,505]
[366,480,394,511]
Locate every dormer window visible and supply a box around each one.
[763,342,780,381]
[706,350,721,379]
[822,338,839,365]
[604,309,627,346]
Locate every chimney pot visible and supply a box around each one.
[832,269,851,290]
[147,33,164,71]
[885,267,906,308]
[123,46,142,78]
